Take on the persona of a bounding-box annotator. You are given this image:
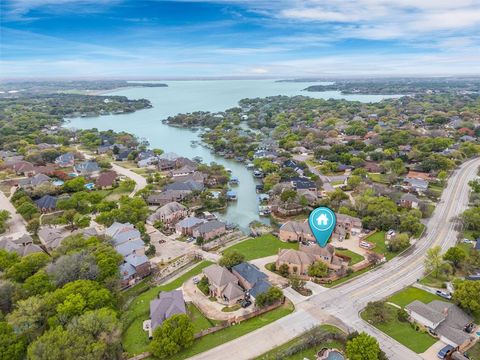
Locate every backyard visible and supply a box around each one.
[334,248,364,265]
[224,234,298,260]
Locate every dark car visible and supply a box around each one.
[438,345,454,359]
[240,300,252,308]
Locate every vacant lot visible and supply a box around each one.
[225,234,298,260]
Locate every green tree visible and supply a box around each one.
[0,321,27,360]
[443,246,467,268]
[26,218,41,236]
[364,301,391,324]
[23,270,55,296]
[0,249,19,271]
[63,177,86,193]
[149,314,195,359]
[6,252,50,282]
[453,280,480,313]
[388,233,410,252]
[255,287,283,308]
[278,263,290,277]
[424,246,443,278]
[219,250,245,269]
[307,261,329,278]
[346,332,381,360]
[6,296,47,341]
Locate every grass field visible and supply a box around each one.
[361,304,437,353]
[122,261,213,356]
[467,342,480,360]
[255,325,344,360]
[368,173,389,184]
[187,303,218,333]
[364,231,400,260]
[323,265,375,288]
[335,248,364,265]
[224,234,298,260]
[387,286,443,307]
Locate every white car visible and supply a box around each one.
[193,277,200,284]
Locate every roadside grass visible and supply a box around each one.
[419,274,448,289]
[323,265,375,288]
[168,301,295,360]
[428,184,444,198]
[388,286,443,308]
[224,234,298,260]
[361,304,436,353]
[334,248,364,265]
[122,261,213,356]
[255,325,344,360]
[364,231,399,260]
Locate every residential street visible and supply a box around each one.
[188,156,480,360]
[0,190,27,236]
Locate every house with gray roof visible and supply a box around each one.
[115,239,145,257]
[175,217,205,236]
[0,234,43,256]
[35,195,58,212]
[55,152,74,167]
[400,193,420,209]
[403,178,429,194]
[147,190,190,206]
[202,264,244,305]
[75,161,101,176]
[192,220,226,241]
[405,300,474,347]
[232,262,272,301]
[165,179,204,192]
[146,201,187,226]
[38,226,66,250]
[149,290,186,335]
[18,173,51,188]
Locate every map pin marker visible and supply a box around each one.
[308,206,336,247]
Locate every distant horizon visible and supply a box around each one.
[1,1,480,78]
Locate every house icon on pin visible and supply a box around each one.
[317,213,329,226]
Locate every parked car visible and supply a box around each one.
[436,290,452,300]
[240,300,252,308]
[438,345,454,359]
[193,277,200,285]
[159,239,166,244]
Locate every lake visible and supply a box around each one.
[68,80,397,232]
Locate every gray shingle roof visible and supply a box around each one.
[150,290,186,330]
[35,195,58,210]
[232,262,267,286]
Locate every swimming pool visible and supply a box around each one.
[326,351,345,360]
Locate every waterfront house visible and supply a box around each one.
[175,217,205,236]
[279,220,315,242]
[192,220,226,241]
[157,158,176,171]
[147,190,189,206]
[171,164,197,177]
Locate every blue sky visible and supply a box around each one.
[1,0,480,78]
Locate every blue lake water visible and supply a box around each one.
[68,80,397,231]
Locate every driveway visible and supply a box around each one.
[250,255,289,287]
[421,341,446,360]
[183,277,255,321]
[0,191,27,236]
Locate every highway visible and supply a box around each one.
[189,156,480,360]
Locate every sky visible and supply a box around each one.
[1,0,480,78]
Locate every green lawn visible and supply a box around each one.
[122,261,213,356]
[224,234,298,260]
[467,342,480,360]
[361,304,437,353]
[387,286,443,308]
[335,248,364,265]
[364,231,399,260]
[187,303,218,333]
[168,302,295,360]
[368,173,389,184]
[255,325,344,360]
[419,274,448,289]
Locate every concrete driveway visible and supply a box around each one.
[421,341,445,360]
[250,255,289,287]
[0,191,27,236]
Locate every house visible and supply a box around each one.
[147,190,189,206]
[175,217,205,236]
[95,171,117,189]
[165,179,204,192]
[115,239,145,257]
[335,214,362,237]
[146,201,187,225]
[75,161,101,176]
[232,262,272,300]
[290,177,317,192]
[405,171,432,181]
[157,158,176,171]
[38,227,66,250]
[279,220,315,242]
[405,300,474,348]
[171,164,197,177]
[0,234,44,256]
[300,243,346,270]
[114,149,133,161]
[106,222,142,246]
[400,193,420,209]
[276,248,316,275]
[18,173,51,188]
[404,178,429,194]
[5,161,35,176]
[174,171,207,184]
[149,290,186,335]
[192,220,226,241]
[202,264,244,305]
[55,153,75,167]
[363,161,382,173]
[35,195,58,212]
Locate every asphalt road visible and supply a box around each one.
[0,190,27,236]
[188,156,480,360]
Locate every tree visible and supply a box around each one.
[23,270,55,296]
[255,287,283,308]
[16,202,39,221]
[219,250,245,269]
[149,314,194,359]
[0,249,19,271]
[453,280,480,313]
[289,275,306,293]
[364,301,391,324]
[46,252,100,287]
[443,246,467,268]
[424,246,443,278]
[6,296,47,341]
[346,332,381,360]
[0,321,27,360]
[278,263,290,277]
[63,177,86,193]
[347,175,361,189]
[6,252,50,283]
[26,218,40,236]
[0,210,11,234]
[388,233,410,252]
[308,261,328,278]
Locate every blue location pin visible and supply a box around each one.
[308,207,336,247]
